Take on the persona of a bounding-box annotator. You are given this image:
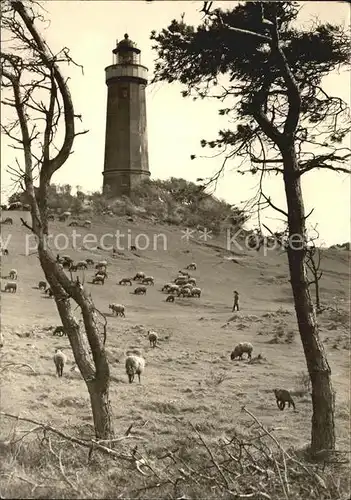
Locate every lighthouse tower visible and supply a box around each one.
[102,34,150,198]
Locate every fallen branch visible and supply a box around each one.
[242,406,315,478]
[191,422,231,490]
[0,412,143,468]
[48,436,80,492]
[0,362,36,374]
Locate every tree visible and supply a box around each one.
[151,1,351,455]
[306,227,323,313]
[1,1,114,439]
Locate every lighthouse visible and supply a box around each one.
[102,34,150,198]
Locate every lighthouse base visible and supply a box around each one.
[102,169,151,198]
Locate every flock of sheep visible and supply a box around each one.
[1,214,297,410]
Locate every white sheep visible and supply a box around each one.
[191,287,201,297]
[9,269,17,280]
[148,330,158,348]
[53,349,67,377]
[125,354,145,383]
[230,342,253,361]
[133,271,145,281]
[95,260,107,271]
[109,303,125,317]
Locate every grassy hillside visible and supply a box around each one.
[1,210,350,499]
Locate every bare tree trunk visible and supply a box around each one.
[87,382,114,439]
[38,246,114,440]
[314,279,321,312]
[282,146,335,456]
[2,0,114,441]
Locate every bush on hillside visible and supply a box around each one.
[8,178,248,234]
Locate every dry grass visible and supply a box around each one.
[0,211,350,498]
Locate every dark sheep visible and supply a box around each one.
[38,280,47,290]
[53,326,66,337]
[119,278,132,286]
[274,389,296,411]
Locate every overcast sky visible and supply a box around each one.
[1,1,350,245]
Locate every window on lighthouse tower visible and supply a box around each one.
[119,51,133,65]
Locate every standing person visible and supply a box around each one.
[232,290,239,311]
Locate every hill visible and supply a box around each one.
[1,210,350,498]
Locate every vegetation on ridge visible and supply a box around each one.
[7,177,249,235]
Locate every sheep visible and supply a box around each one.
[76,260,88,270]
[134,286,147,295]
[166,295,175,302]
[92,275,105,285]
[186,262,197,270]
[191,287,202,298]
[9,269,18,280]
[4,282,17,293]
[178,270,190,278]
[86,258,94,265]
[142,276,154,286]
[182,283,193,290]
[68,220,78,227]
[38,280,47,290]
[53,349,67,377]
[133,272,145,281]
[58,212,70,221]
[178,288,192,298]
[61,256,73,268]
[109,303,125,317]
[53,326,66,337]
[230,342,253,361]
[174,277,188,285]
[273,389,296,411]
[187,277,197,286]
[95,262,107,272]
[61,255,73,264]
[161,283,173,292]
[148,330,158,348]
[83,220,91,228]
[168,284,180,294]
[125,354,145,383]
[2,217,13,225]
[119,278,132,286]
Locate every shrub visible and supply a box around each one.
[9,178,248,236]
